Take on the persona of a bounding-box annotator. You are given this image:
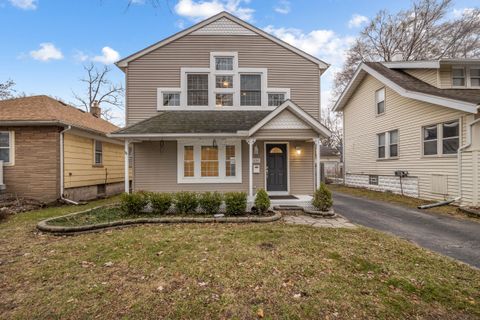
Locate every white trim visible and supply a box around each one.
[451,65,480,88]
[421,119,460,157]
[0,131,15,166]
[110,132,248,139]
[116,12,329,69]
[314,138,321,189]
[124,140,130,193]
[264,142,290,194]
[157,88,181,110]
[176,139,242,184]
[382,61,440,69]
[333,63,478,113]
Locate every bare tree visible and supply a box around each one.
[321,108,343,154]
[72,63,124,120]
[0,80,16,100]
[333,0,480,98]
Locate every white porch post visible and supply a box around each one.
[314,138,322,190]
[124,139,129,193]
[246,138,256,198]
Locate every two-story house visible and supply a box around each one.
[333,60,480,207]
[111,12,331,200]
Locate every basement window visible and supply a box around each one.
[369,175,379,185]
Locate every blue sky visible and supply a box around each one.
[0,0,478,125]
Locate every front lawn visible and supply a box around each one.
[0,198,479,319]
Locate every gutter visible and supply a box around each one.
[457,117,480,203]
[59,125,79,205]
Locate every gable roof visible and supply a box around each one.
[115,11,329,70]
[333,62,480,113]
[0,95,119,134]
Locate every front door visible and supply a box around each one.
[266,143,288,192]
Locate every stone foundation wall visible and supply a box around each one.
[64,181,125,202]
[345,174,419,198]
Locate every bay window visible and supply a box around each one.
[187,74,208,106]
[0,131,13,165]
[240,74,261,106]
[423,120,459,156]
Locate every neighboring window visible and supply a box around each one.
[183,146,194,177]
[452,67,465,86]
[442,121,459,155]
[201,146,219,177]
[240,74,261,106]
[215,75,233,88]
[470,68,480,87]
[375,88,385,114]
[187,74,209,106]
[268,93,286,107]
[423,120,459,156]
[377,133,386,159]
[94,140,103,165]
[163,92,180,106]
[0,132,12,164]
[369,175,379,185]
[216,94,233,107]
[225,145,236,177]
[215,57,233,71]
[389,130,399,157]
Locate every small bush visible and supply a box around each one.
[175,191,198,214]
[254,189,270,214]
[149,192,173,214]
[120,192,148,215]
[312,182,333,211]
[198,192,223,215]
[224,192,247,216]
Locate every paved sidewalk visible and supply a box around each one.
[283,214,357,228]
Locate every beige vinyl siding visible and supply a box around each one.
[126,34,320,125]
[253,129,318,139]
[133,140,315,195]
[63,133,126,188]
[439,64,452,88]
[404,69,438,87]
[343,74,469,202]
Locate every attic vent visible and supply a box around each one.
[431,174,448,195]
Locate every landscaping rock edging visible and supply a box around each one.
[273,205,337,218]
[37,206,283,235]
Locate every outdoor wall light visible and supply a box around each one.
[295,146,302,155]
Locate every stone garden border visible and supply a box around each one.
[37,206,283,235]
[273,205,337,218]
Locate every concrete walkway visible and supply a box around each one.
[283,214,357,229]
[333,191,480,268]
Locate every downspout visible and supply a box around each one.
[457,117,480,204]
[59,125,79,205]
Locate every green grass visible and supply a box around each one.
[329,184,479,221]
[0,197,479,319]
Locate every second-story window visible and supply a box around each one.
[268,93,286,106]
[452,67,465,86]
[470,68,480,87]
[422,120,459,156]
[163,92,180,106]
[375,88,385,115]
[215,57,233,71]
[187,74,208,106]
[240,74,261,106]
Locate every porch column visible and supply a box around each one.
[314,137,321,189]
[124,139,129,193]
[246,138,256,198]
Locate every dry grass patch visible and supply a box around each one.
[0,197,479,319]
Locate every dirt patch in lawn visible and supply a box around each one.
[0,197,479,319]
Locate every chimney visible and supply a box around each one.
[90,100,101,118]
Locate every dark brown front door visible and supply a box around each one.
[266,144,287,192]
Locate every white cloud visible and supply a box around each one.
[30,43,63,61]
[453,7,476,18]
[175,0,254,22]
[348,14,369,28]
[73,50,89,62]
[92,47,120,64]
[130,0,145,4]
[274,0,290,15]
[9,0,37,10]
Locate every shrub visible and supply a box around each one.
[224,192,247,216]
[312,182,333,211]
[120,192,148,215]
[149,192,173,214]
[254,189,270,214]
[175,191,198,214]
[198,192,223,215]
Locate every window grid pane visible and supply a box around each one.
[471,68,480,87]
[268,93,285,106]
[215,75,233,88]
[241,75,261,106]
[184,146,194,177]
[216,94,233,107]
[94,141,102,164]
[389,130,398,157]
[0,149,9,163]
[0,132,9,148]
[201,146,219,177]
[452,68,465,86]
[378,133,386,158]
[225,145,236,177]
[163,93,180,106]
[187,74,208,106]
[215,57,233,71]
[375,88,385,114]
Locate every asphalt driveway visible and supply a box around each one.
[333,191,480,268]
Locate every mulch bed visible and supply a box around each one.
[0,194,44,218]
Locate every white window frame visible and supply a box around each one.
[157,52,289,110]
[375,88,385,115]
[377,129,399,160]
[422,119,460,157]
[469,66,480,88]
[177,139,242,184]
[452,66,466,88]
[0,131,14,166]
[451,65,480,88]
[93,139,103,166]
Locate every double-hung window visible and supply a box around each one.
[240,74,261,106]
[213,56,234,108]
[377,130,399,159]
[375,88,385,115]
[0,132,13,165]
[94,140,103,165]
[423,120,459,156]
[187,74,209,106]
[470,68,480,87]
[452,67,466,87]
[201,146,219,177]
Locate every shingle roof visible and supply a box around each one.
[366,62,480,105]
[114,110,272,135]
[0,95,119,134]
